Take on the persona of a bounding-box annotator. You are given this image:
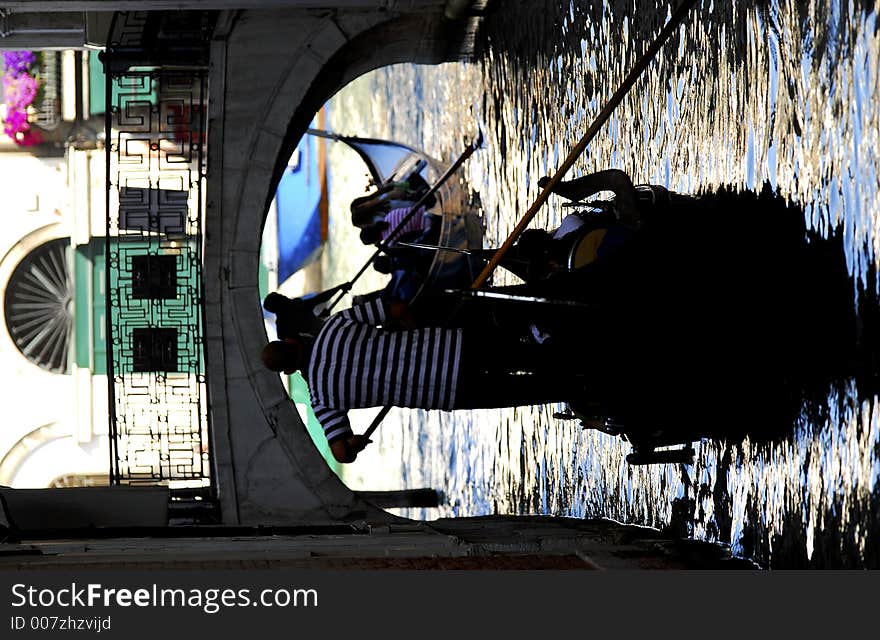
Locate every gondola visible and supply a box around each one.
[278,132,863,467]
[425,181,863,465]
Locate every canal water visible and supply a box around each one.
[319,0,880,568]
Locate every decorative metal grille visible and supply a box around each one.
[104,12,212,490]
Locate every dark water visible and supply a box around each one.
[324,0,880,568]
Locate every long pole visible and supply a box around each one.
[358,1,698,450]
[363,406,391,440]
[470,0,699,289]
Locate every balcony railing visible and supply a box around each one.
[103,11,214,501]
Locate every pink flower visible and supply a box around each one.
[2,70,40,144]
[3,72,38,110]
[15,128,43,146]
[3,108,29,139]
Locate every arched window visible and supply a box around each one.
[4,238,72,374]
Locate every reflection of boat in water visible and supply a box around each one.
[445,183,873,465]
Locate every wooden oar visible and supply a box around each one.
[363,406,391,440]
[355,2,699,455]
[470,0,700,289]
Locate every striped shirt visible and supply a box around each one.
[381,206,429,243]
[307,297,463,444]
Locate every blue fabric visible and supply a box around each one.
[276,133,324,283]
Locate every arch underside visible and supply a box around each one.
[205,6,478,524]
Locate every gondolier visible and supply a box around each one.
[261,294,593,463]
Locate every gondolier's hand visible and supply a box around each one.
[330,434,372,463]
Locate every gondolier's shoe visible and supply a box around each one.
[537,170,642,230]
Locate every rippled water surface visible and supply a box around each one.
[322,0,880,568]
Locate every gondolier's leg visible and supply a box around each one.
[454,371,590,409]
[453,331,593,409]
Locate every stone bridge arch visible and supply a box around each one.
[204,4,480,524]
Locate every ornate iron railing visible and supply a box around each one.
[35,51,60,131]
[103,11,213,493]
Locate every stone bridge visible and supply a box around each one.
[203,1,483,524]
